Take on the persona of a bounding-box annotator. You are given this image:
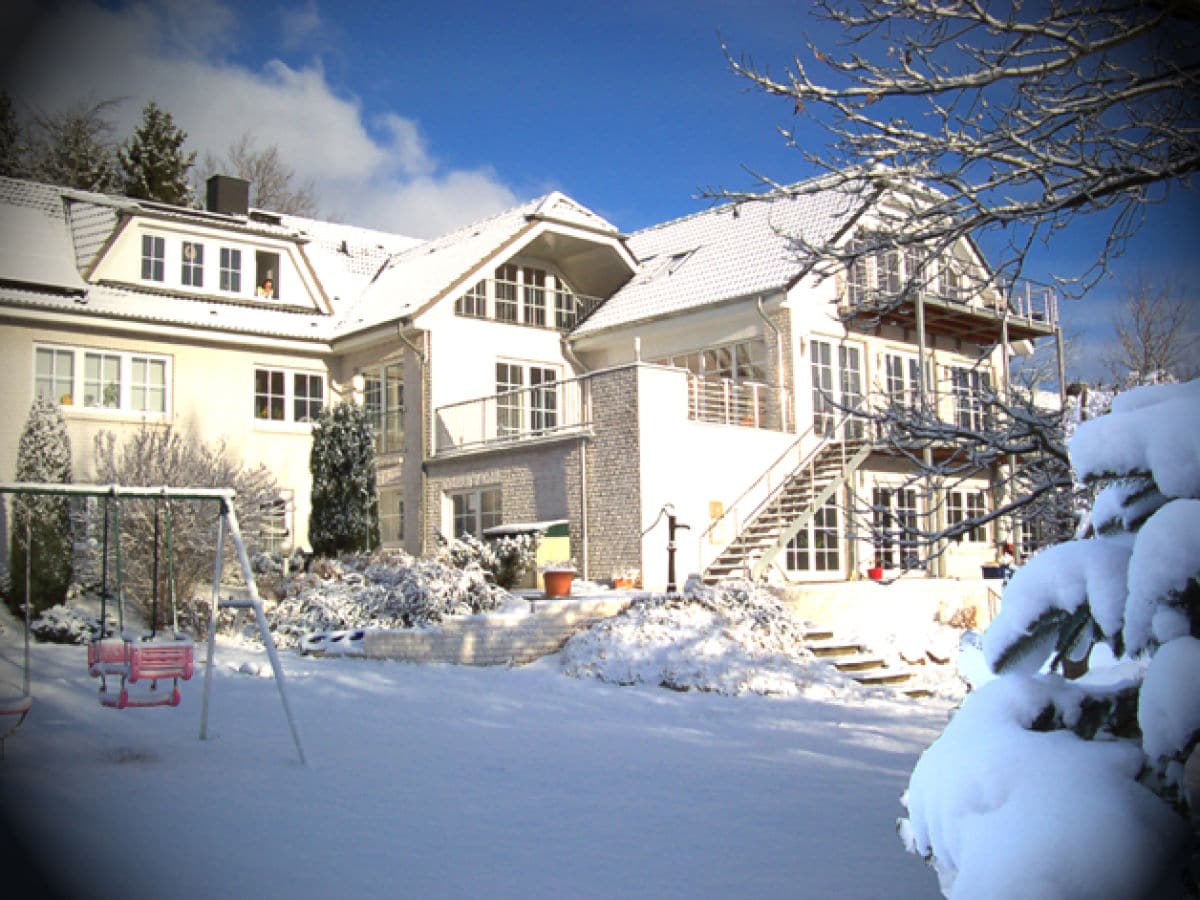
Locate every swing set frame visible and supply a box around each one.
[0,481,306,765]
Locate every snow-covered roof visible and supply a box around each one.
[572,181,862,335]
[334,192,622,336]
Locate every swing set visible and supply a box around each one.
[0,482,306,764]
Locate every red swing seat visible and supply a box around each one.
[89,634,194,682]
[0,693,32,718]
[99,682,182,709]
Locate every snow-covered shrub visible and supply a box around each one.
[309,402,378,556]
[91,425,279,635]
[264,550,510,648]
[8,399,73,616]
[899,378,1200,898]
[30,603,98,644]
[435,532,537,590]
[560,579,859,698]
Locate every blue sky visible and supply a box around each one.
[4,0,1197,380]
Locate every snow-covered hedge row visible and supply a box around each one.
[264,550,513,648]
[560,579,859,698]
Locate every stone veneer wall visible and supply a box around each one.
[361,596,633,665]
[581,366,643,584]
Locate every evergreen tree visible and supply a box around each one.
[26,99,119,193]
[9,399,73,616]
[309,401,378,556]
[118,100,196,206]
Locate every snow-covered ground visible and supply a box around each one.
[0,604,953,899]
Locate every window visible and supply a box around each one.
[495,361,558,439]
[877,246,901,296]
[35,345,170,414]
[258,493,293,554]
[845,238,869,306]
[555,286,577,330]
[255,251,279,299]
[496,361,525,438]
[810,340,864,439]
[523,267,546,326]
[450,487,501,539]
[951,367,992,431]
[363,364,404,453]
[380,491,404,546]
[34,347,74,405]
[947,490,989,543]
[456,280,487,317]
[293,373,325,422]
[495,264,519,322]
[130,356,167,413]
[254,367,324,423]
[873,487,921,568]
[141,234,165,282]
[220,247,242,293]
[181,241,203,287]
[785,496,841,572]
[530,366,558,433]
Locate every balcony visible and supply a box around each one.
[435,375,592,455]
[840,280,1059,344]
[454,277,607,332]
[688,376,792,431]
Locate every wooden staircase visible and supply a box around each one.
[703,437,871,584]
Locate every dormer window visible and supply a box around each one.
[141,235,165,282]
[220,247,242,292]
[454,263,593,331]
[181,242,204,287]
[256,251,279,300]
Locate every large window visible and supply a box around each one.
[254,367,325,423]
[947,490,989,543]
[496,361,558,439]
[35,345,169,414]
[363,364,404,454]
[951,367,992,431]
[495,264,519,323]
[181,241,204,287]
[456,280,487,318]
[810,339,864,439]
[523,267,546,326]
[873,487,921,569]
[785,496,841,573]
[454,263,581,330]
[141,234,165,282]
[450,487,501,539]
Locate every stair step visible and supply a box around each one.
[807,640,865,658]
[854,669,917,686]
[830,656,887,673]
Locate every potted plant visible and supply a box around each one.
[611,567,639,590]
[867,564,884,581]
[540,560,577,598]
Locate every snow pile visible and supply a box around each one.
[264,551,513,648]
[29,603,98,644]
[900,378,1200,898]
[560,580,861,698]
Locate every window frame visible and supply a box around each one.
[141,234,165,282]
[362,363,404,454]
[448,487,502,540]
[947,489,989,543]
[181,241,204,287]
[219,246,242,294]
[253,365,326,426]
[33,344,171,416]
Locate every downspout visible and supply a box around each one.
[562,334,591,581]
[755,296,787,430]
[397,319,429,554]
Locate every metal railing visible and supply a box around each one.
[687,377,792,431]
[435,374,591,454]
[696,409,860,573]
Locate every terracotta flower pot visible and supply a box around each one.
[543,570,575,598]
[867,566,884,581]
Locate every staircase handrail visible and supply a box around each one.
[696,410,859,571]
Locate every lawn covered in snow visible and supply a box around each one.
[0,616,951,899]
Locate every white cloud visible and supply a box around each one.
[0,0,518,238]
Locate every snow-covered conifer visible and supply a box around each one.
[899,378,1200,898]
[309,401,378,557]
[9,398,73,615]
[118,100,196,206]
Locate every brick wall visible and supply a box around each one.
[582,367,643,583]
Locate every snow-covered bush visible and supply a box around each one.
[561,579,859,698]
[898,378,1200,898]
[90,425,279,635]
[30,603,98,644]
[435,531,537,589]
[264,550,510,648]
[8,399,73,616]
[309,402,378,556]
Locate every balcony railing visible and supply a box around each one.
[454,277,607,332]
[688,376,792,431]
[435,375,591,454]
